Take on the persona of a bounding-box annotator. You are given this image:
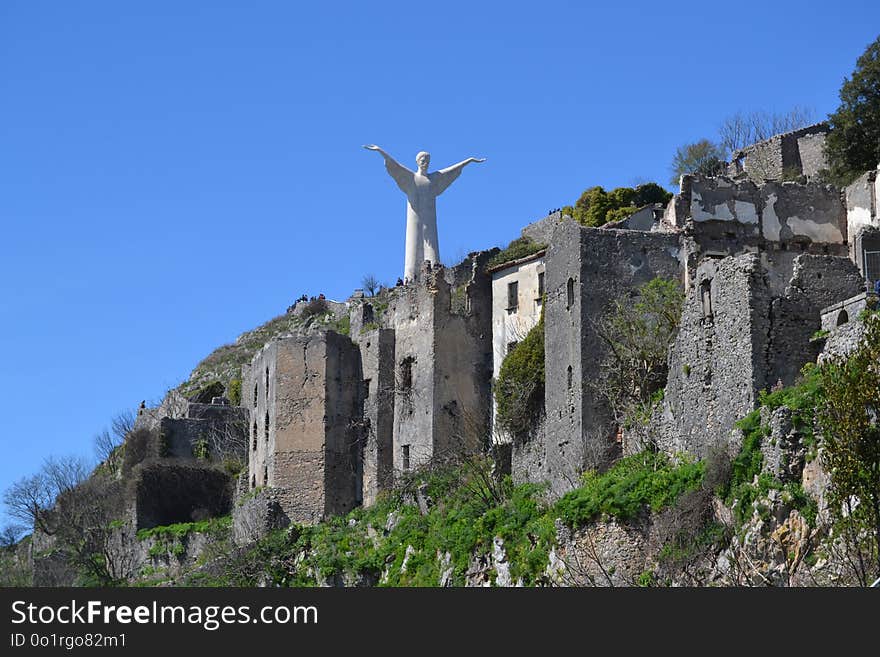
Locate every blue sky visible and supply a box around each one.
[1,1,878,527]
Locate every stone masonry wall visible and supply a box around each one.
[767,255,864,387]
[845,168,879,277]
[431,254,494,458]
[796,130,829,179]
[542,222,681,495]
[659,254,767,459]
[383,274,437,474]
[378,254,493,479]
[727,123,829,181]
[660,253,863,459]
[232,487,291,546]
[520,211,571,245]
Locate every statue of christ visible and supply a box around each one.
[364,145,485,282]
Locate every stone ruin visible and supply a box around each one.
[109,133,880,546]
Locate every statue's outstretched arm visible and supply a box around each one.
[433,157,487,195]
[364,144,413,192]
[437,157,487,175]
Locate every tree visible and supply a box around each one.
[669,140,725,186]
[0,524,26,548]
[94,409,137,468]
[592,277,684,444]
[362,273,380,297]
[825,35,880,186]
[719,107,814,155]
[52,474,130,584]
[561,183,672,228]
[817,316,880,585]
[111,409,135,441]
[3,455,90,536]
[632,182,673,208]
[566,186,613,227]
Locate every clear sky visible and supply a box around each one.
[1,1,878,527]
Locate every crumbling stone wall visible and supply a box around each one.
[727,123,829,181]
[520,210,571,245]
[374,254,493,477]
[601,205,662,231]
[796,128,831,179]
[820,291,876,332]
[511,420,546,486]
[767,255,864,386]
[659,254,766,459]
[845,168,880,279]
[761,181,845,244]
[665,175,848,296]
[541,222,681,495]
[134,389,189,432]
[323,332,364,514]
[671,175,846,246]
[660,253,863,459]
[242,333,362,524]
[132,391,248,464]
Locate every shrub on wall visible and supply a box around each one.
[486,237,546,269]
[494,313,545,437]
[227,378,242,406]
[562,182,672,228]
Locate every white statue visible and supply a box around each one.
[364,145,486,282]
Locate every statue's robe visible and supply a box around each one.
[384,158,463,282]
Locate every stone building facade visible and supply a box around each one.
[649,172,863,460]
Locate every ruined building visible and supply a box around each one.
[233,254,496,538]
[727,122,830,182]
[172,135,874,537]
[27,128,880,585]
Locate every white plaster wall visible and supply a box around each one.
[690,190,759,224]
[787,215,844,243]
[763,192,782,241]
[876,170,880,212]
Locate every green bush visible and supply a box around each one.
[227,378,242,406]
[562,182,672,228]
[183,450,703,588]
[494,313,545,437]
[721,364,824,525]
[331,315,351,336]
[554,452,704,527]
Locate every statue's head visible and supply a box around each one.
[416,151,430,174]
